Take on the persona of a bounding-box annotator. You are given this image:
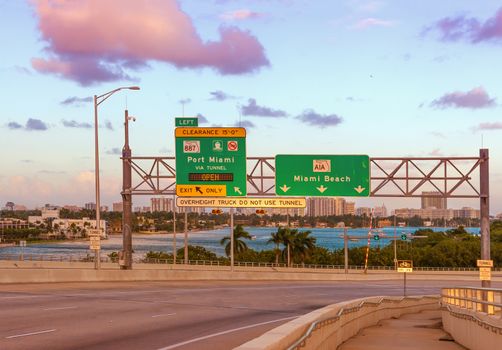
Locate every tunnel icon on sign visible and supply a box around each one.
[212,140,223,152]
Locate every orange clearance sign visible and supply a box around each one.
[175,127,246,138]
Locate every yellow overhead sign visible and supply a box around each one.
[176,185,227,197]
[176,197,307,208]
[175,127,246,138]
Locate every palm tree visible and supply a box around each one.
[268,227,288,265]
[220,224,252,257]
[280,228,296,267]
[291,230,316,265]
[69,222,77,239]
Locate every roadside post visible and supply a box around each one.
[19,240,26,261]
[88,229,100,265]
[397,260,413,296]
[477,259,493,312]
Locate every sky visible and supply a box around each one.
[1,0,501,214]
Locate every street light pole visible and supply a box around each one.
[94,86,139,270]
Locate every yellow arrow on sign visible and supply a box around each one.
[316,185,328,193]
[280,184,290,193]
[354,185,365,193]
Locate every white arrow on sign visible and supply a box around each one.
[316,185,328,193]
[354,185,365,193]
[234,187,242,195]
[280,184,291,193]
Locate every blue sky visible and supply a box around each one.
[1,0,501,214]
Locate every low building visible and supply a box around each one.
[63,205,82,212]
[113,202,123,212]
[41,207,60,219]
[0,218,29,230]
[52,218,107,239]
[394,207,479,220]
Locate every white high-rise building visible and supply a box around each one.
[373,204,388,217]
[150,197,173,212]
[421,191,447,209]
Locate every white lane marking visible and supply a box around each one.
[156,315,298,350]
[6,329,56,339]
[152,313,176,318]
[43,306,77,311]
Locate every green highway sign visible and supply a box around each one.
[275,154,370,196]
[175,117,198,127]
[175,127,247,197]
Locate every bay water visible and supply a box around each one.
[0,226,480,260]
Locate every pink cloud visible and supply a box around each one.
[31,0,269,85]
[220,9,263,21]
[476,122,502,130]
[428,148,444,156]
[427,7,502,43]
[351,17,395,30]
[430,87,497,109]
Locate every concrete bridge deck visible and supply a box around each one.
[338,309,463,350]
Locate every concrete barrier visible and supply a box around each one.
[1,261,501,283]
[442,305,502,350]
[235,295,440,350]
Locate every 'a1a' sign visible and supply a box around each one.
[275,155,370,196]
[175,127,247,197]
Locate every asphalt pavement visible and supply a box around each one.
[0,279,497,350]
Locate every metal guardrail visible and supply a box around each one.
[287,295,439,350]
[442,286,502,318]
[0,254,114,263]
[0,254,500,272]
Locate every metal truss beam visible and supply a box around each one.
[125,155,484,199]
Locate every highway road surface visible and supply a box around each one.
[1,279,499,350]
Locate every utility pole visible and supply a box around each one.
[173,195,177,265]
[184,211,188,264]
[393,215,397,269]
[121,109,133,269]
[343,226,348,274]
[230,208,234,271]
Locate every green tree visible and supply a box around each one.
[290,230,316,265]
[219,224,252,257]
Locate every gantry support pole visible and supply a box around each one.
[479,148,490,288]
[121,110,133,269]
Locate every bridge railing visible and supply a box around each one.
[0,253,500,272]
[442,286,502,317]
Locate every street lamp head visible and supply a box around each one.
[127,86,140,90]
[128,116,136,122]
